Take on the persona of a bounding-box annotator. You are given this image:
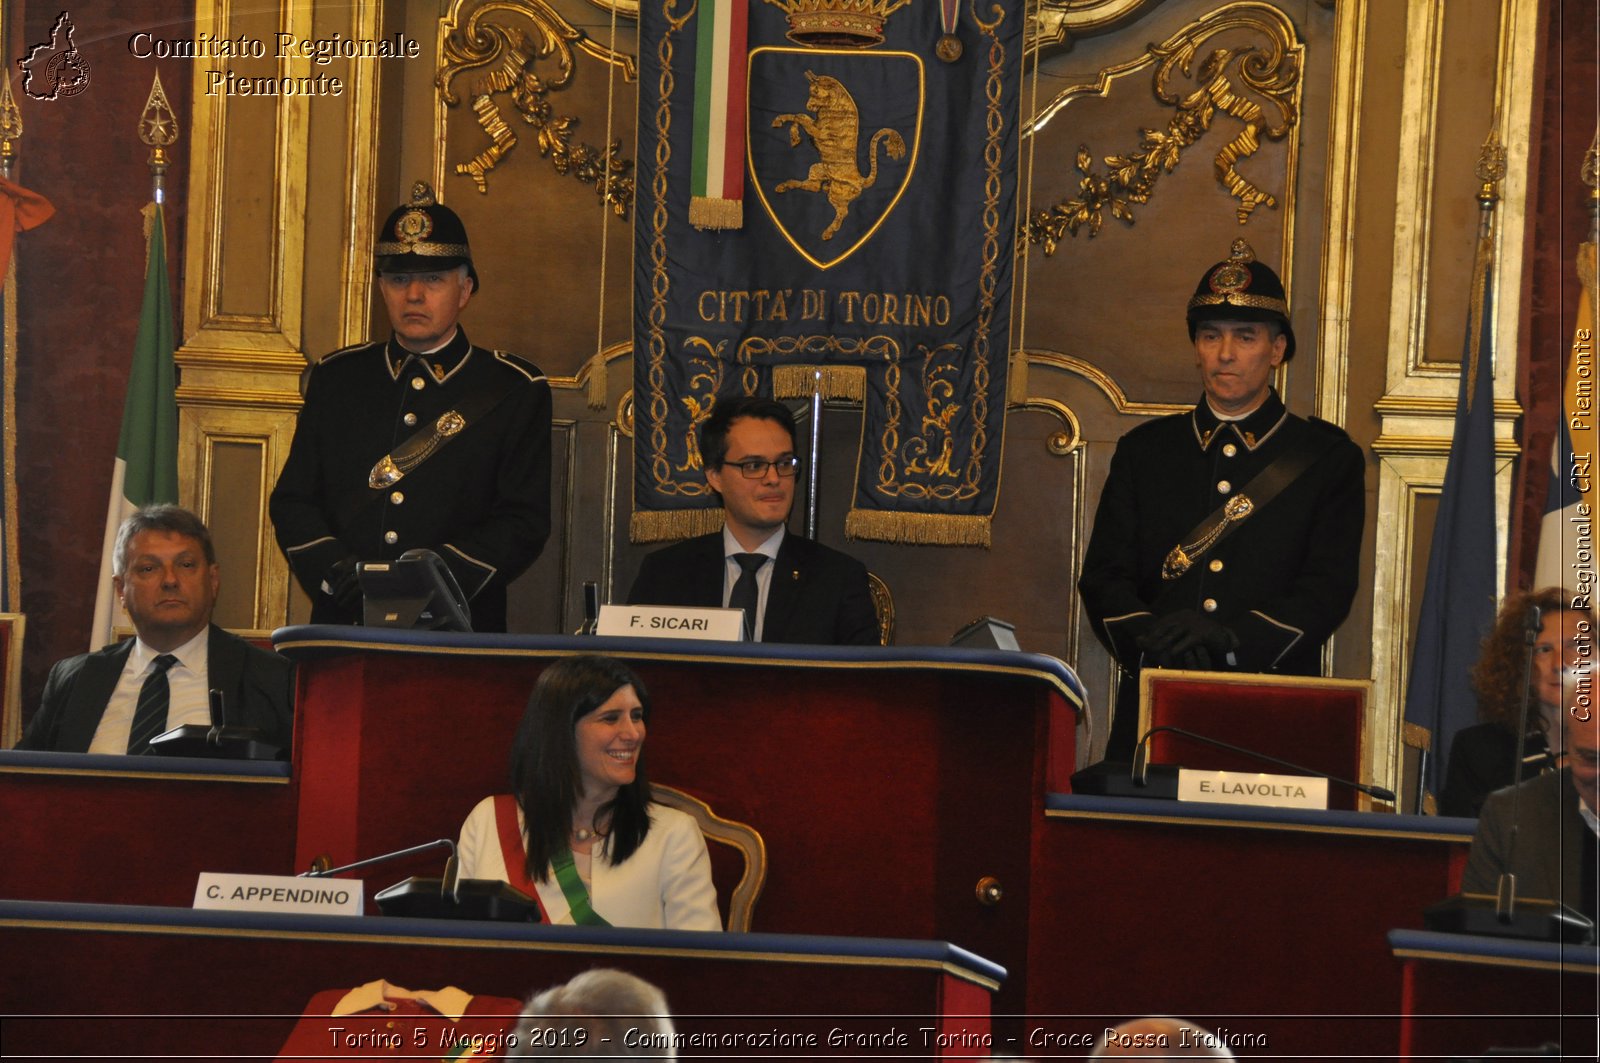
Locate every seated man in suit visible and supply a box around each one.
[627,396,879,645]
[1462,699,1600,920]
[18,504,294,755]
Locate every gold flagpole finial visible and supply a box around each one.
[1474,128,1507,211]
[0,79,22,182]
[138,71,179,203]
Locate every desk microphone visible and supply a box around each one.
[579,580,600,635]
[1130,724,1398,804]
[148,689,281,761]
[302,838,541,923]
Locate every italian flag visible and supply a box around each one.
[688,0,749,230]
[90,202,179,650]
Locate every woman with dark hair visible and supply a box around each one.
[457,654,720,929]
[1439,587,1592,818]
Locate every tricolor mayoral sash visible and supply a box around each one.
[633,0,1023,545]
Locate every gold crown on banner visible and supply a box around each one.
[761,0,913,47]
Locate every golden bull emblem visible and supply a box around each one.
[772,71,907,241]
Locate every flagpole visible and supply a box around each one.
[88,74,182,650]
[1405,127,1504,810]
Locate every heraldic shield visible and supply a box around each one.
[747,48,923,271]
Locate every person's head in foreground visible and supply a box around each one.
[505,968,674,1059]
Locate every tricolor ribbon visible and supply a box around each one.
[689,0,749,230]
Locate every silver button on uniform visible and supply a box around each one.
[384,531,399,544]
[1202,598,1218,612]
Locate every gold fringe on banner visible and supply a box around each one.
[630,506,726,543]
[582,350,609,409]
[845,509,992,547]
[1007,349,1028,405]
[771,364,867,402]
[688,197,743,230]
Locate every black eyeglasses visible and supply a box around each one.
[721,456,801,479]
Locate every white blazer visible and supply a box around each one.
[457,797,722,931]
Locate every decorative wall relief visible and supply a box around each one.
[439,0,638,216]
[1025,2,1301,254]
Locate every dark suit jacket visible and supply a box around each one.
[1462,767,1592,912]
[1439,721,1552,818]
[627,531,879,646]
[17,625,295,755]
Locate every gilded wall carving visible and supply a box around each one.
[1026,3,1301,251]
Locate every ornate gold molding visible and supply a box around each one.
[438,0,637,215]
[1024,2,1302,252]
[1018,350,1189,417]
[1370,434,1520,458]
[1030,0,1165,55]
[1315,0,1364,428]
[1013,397,1082,456]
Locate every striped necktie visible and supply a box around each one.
[126,654,179,755]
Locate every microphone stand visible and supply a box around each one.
[300,838,539,922]
[1131,724,1397,804]
[1495,602,1543,922]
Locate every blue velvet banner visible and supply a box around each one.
[633,0,1022,546]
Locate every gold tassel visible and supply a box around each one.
[771,364,867,402]
[583,350,608,410]
[688,197,744,231]
[1007,349,1029,405]
[630,506,726,543]
[845,509,992,547]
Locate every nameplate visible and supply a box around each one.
[1177,769,1328,810]
[596,604,745,641]
[194,872,364,916]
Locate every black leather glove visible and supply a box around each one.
[323,556,364,612]
[1139,609,1238,670]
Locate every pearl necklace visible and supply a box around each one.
[573,826,596,843]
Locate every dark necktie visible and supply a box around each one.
[126,654,179,755]
[730,553,768,640]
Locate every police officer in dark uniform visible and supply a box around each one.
[1078,239,1366,760]
[270,181,551,631]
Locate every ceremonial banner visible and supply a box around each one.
[0,177,55,614]
[89,203,179,650]
[1404,221,1499,791]
[633,0,1022,545]
[1533,239,1598,602]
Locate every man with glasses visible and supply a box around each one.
[270,181,551,630]
[627,396,879,645]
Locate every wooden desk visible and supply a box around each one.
[0,899,1003,1060]
[1025,794,1476,1057]
[0,750,294,907]
[1390,928,1599,1059]
[276,627,1082,1016]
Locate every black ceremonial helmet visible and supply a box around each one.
[1185,238,1294,361]
[374,180,480,292]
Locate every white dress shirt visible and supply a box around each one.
[87,627,212,754]
[721,526,784,641]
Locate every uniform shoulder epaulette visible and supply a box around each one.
[492,349,548,384]
[1306,415,1353,439]
[313,339,383,369]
